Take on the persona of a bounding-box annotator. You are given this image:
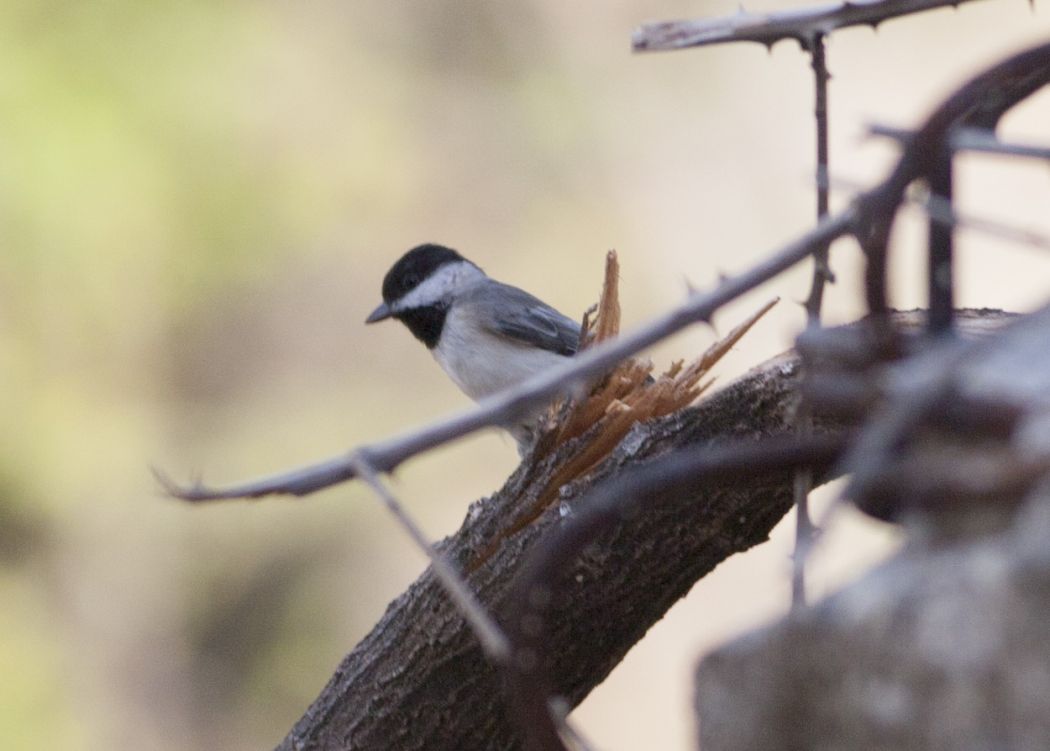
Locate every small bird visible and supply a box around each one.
[366,243,580,450]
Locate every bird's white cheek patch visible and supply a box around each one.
[394,261,483,311]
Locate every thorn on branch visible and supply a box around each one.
[631,0,987,53]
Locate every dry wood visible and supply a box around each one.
[275,310,1011,751]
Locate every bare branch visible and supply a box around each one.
[268,311,1011,751]
[804,31,833,319]
[160,210,856,502]
[920,192,1050,252]
[632,0,989,53]
[952,127,1050,160]
[348,453,511,664]
[927,142,955,333]
[274,339,832,751]
[855,40,1050,323]
[869,123,1050,161]
[503,433,848,751]
[794,30,833,609]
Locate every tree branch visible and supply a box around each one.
[275,346,812,751]
[854,39,1050,325]
[503,433,848,751]
[870,123,1050,162]
[348,453,511,664]
[273,309,1009,751]
[631,0,990,53]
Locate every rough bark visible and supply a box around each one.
[276,310,1010,751]
[276,350,804,751]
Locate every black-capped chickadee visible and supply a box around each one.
[365,243,580,450]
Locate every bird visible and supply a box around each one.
[365,243,580,451]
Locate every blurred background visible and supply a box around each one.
[1,1,1047,749]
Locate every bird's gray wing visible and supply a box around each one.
[464,282,580,356]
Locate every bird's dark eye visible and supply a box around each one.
[403,273,421,288]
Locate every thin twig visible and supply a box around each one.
[159,44,1050,505]
[347,452,511,664]
[804,31,833,317]
[824,174,1050,253]
[793,30,832,610]
[794,479,845,587]
[952,127,1050,160]
[158,210,857,502]
[869,123,1050,161]
[791,465,815,607]
[919,192,1050,252]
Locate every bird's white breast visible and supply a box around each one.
[433,305,569,401]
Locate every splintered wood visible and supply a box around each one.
[477,251,779,555]
[536,250,777,460]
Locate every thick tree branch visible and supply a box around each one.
[348,453,511,664]
[276,347,810,751]
[503,432,848,751]
[274,310,1010,751]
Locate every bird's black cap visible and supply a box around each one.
[380,243,466,303]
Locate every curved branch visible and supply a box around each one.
[503,433,848,751]
[855,40,1050,320]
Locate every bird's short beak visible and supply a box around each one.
[365,301,393,324]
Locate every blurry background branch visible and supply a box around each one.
[632,0,991,52]
[697,301,1050,750]
[629,0,1011,611]
[869,122,1050,161]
